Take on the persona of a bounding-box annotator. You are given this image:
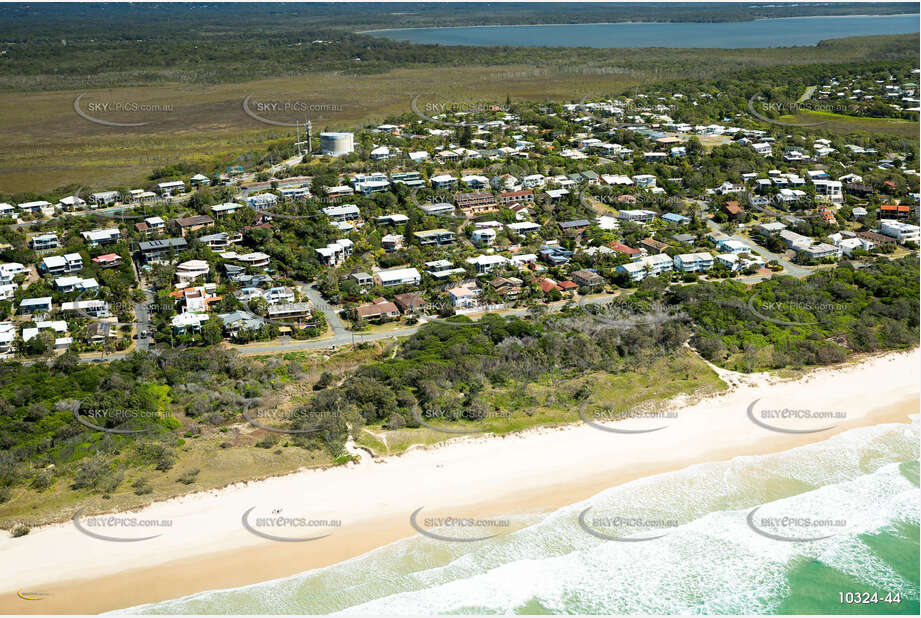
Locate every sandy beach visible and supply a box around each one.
[1,349,918,614]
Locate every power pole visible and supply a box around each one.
[295,120,311,158]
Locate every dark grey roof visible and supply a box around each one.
[138,238,188,252]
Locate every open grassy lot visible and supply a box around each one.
[779,110,920,139]
[0,65,647,195]
[0,434,334,529]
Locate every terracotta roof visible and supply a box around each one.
[356,301,399,318]
[608,242,642,255]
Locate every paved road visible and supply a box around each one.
[226,292,624,355]
[134,288,154,353]
[704,218,813,278]
[797,85,817,104]
[299,282,347,336]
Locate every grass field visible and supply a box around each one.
[0,65,647,195]
[779,110,920,139]
[0,434,335,529]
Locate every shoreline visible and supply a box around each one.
[1,349,918,614]
[358,14,920,34]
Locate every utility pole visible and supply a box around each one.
[295,119,311,158]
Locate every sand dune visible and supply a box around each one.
[1,349,918,614]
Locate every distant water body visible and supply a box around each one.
[120,417,920,615]
[365,15,919,48]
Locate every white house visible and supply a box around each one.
[716,239,749,254]
[879,220,920,244]
[175,260,210,285]
[673,252,714,273]
[472,228,497,247]
[376,267,421,288]
[616,254,673,281]
[466,254,508,275]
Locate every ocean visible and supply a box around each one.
[118,417,919,615]
[365,15,920,48]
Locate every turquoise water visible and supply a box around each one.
[367,15,919,48]
[118,418,920,615]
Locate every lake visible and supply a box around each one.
[365,14,919,48]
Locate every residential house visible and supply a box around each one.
[138,237,189,263]
[616,254,673,281]
[419,202,456,217]
[81,228,121,247]
[716,239,749,254]
[172,215,214,236]
[54,276,98,294]
[638,238,668,254]
[264,287,295,305]
[472,228,497,247]
[211,202,244,218]
[175,260,210,285]
[29,233,59,251]
[455,191,499,216]
[879,220,920,244]
[61,299,109,318]
[778,230,813,251]
[448,286,477,308]
[89,191,119,206]
[315,239,354,266]
[394,292,425,314]
[376,267,421,288]
[662,213,690,225]
[538,245,573,265]
[413,229,456,246]
[466,254,508,274]
[267,303,314,326]
[218,310,265,336]
[19,297,53,314]
[489,276,523,299]
[803,243,841,260]
[570,269,604,289]
[245,193,279,210]
[673,252,714,272]
[157,180,186,196]
[617,209,656,223]
[879,204,912,219]
[499,190,534,206]
[559,219,591,236]
[41,253,83,274]
[356,298,401,321]
[382,233,404,252]
[323,204,361,222]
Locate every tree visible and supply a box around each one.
[201,320,223,345]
